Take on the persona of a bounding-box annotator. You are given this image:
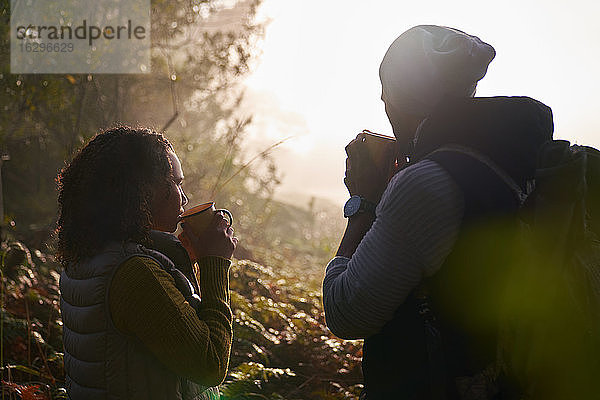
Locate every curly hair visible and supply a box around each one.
[56,126,174,266]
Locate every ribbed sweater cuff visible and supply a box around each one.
[197,256,231,305]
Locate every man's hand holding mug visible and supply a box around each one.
[344,130,404,204]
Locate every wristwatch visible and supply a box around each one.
[343,195,377,218]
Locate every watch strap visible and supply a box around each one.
[361,198,377,215]
[344,195,377,218]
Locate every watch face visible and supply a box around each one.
[344,196,361,217]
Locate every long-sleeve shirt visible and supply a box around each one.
[323,159,464,340]
[109,255,233,387]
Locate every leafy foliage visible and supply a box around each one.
[1,209,362,399]
[224,257,363,399]
[1,0,362,398]
[0,0,268,244]
[1,238,66,399]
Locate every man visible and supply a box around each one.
[323,25,553,399]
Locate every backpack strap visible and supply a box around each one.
[417,145,525,400]
[427,144,526,206]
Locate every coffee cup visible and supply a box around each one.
[357,130,399,179]
[179,201,233,235]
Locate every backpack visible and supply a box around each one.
[499,140,600,399]
[418,140,600,400]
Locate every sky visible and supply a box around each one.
[238,0,600,206]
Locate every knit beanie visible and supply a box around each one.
[380,25,496,117]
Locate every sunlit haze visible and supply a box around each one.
[240,0,600,206]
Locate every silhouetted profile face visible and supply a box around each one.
[151,151,188,233]
[383,95,424,149]
[379,25,496,150]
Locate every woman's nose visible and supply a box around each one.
[181,189,189,207]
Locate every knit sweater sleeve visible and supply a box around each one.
[323,159,464,339]
[109,255,233,387]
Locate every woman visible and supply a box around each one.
[57,127,237,400]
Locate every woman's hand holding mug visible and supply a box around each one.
[178,202,237,261]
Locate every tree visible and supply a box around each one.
[0,0,273,247]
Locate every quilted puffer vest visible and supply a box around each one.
[60,241,220,400]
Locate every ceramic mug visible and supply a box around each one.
[357,130,399,179]
[179,201,232,235]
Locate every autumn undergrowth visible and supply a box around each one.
[0,198,363,400]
